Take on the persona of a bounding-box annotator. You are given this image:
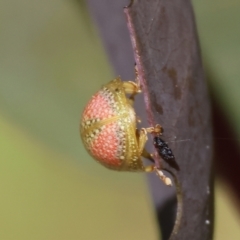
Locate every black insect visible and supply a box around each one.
[153,136,179,170]
[153,136,174,161]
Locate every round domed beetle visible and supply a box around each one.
[80,75,171,186]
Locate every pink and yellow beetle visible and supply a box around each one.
[80,76,171,186]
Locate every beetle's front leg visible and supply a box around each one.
[138,127,172,186]
[122,81,141,105]
[122,65,141,96]
[144,124,163,135]
[122,81,141,95]
[137,126,163,161]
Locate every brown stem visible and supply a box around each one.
[124,0,214,239]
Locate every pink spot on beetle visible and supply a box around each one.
[83,91,114,121]
[90,122,122,166]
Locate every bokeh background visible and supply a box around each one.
[0,0,240,239]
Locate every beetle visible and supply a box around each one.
[80,76,171,185]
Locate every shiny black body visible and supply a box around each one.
[153,136,174,161]
[153,136,179,170]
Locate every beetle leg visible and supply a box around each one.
[137,128,148,155]
[154,168,172,186]
[122,65,142,102]
[138,127,162,158]
[122,81,141,94]
[122,81,141,102]
[141,148,154,162]
[136,127,172,186]
[144,166,172,186]
[136,128,153,161]
[144,124,163,135]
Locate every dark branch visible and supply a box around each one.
[124,0,214,239]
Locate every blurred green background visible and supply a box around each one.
[0,0,239,239]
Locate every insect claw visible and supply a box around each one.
[144,127,154,133]
[142,127,148,133]
[144,124,163,135]
[154,167,172,186]
[165,178,172,186]
[154,124,163,134]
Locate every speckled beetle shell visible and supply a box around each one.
[80,77,144,172]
